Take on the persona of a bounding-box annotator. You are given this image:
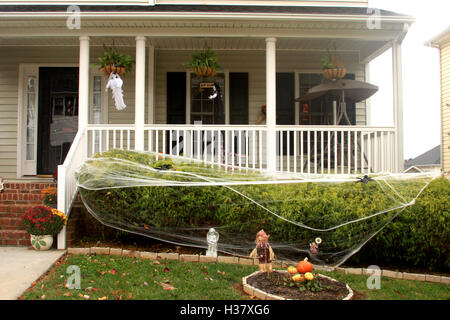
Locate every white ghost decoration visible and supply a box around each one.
[106,72,126,111]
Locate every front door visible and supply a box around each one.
[37,67,79,175]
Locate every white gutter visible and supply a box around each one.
[0,11,416,24]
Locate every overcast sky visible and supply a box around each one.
[367,0,449,160]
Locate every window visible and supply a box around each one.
[190,73,225,125]
[26,76,36,161]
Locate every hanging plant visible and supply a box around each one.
[186,48,221,78]
[320,48,347,81]
[94,46,134,77]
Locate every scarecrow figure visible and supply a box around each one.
[249,229,275,273]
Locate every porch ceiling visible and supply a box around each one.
[0,35,388,63]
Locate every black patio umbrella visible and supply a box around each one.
[295,79,379,125]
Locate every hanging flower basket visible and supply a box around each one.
[94,46,134,77]
[187,48,221,78]
[323,66,347,81]
[102,65,126,77]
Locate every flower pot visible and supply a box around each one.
[323,67,347,80]
[30,234,53,251]
[102,65,126,77]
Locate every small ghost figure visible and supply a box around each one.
[106,72,126,111]
[249,229,275,273]
[205,228,219,257]
[208,85,218,99]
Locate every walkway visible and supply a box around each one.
[0,247,65,300]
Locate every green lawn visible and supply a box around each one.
[21,254,449,300]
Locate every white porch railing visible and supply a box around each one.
[276,126,396,174]
[56,127,87,249]
[143,125,267,170]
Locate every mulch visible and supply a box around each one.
[246,271,351,300]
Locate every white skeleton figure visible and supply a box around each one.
[106,73,126,111]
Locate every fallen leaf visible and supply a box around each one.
[143,281,148,286]
[158,282,177,291]
[153,261,160,265]
[164,267,170,273]
[63,292,72,297]
[98,296,108,300]
[143,224,149,230]
[40,295,46,299]
[109,269,117,275]
[83,295,90,300]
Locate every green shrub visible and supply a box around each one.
[351,177,449,271]
[76,150,448,271]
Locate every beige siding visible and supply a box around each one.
[440,40,450,173]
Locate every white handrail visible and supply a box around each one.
[57,127,87,249]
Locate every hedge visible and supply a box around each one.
[76,149,449,271]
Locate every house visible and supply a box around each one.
[0,0,414,248]
[404,145,441,173]
[426,27,450,175]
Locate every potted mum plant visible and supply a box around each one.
[320,50,347,81]
[41,187,57,208]
[94,46,134,77]
[21,206,67,251]
[187,48,221,77]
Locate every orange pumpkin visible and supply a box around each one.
[287,266,297,275]
[297,258,313,274]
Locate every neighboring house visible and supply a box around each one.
[426,27,450,175]
[0,0,414,248]
[404,145,441,173]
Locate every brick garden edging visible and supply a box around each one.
[67,247,450,285]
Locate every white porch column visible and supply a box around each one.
[392,41,404,173]
[78,36,90,130]
[135,36,146,150]
[266,37,277,173]
[147,44,155,124]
